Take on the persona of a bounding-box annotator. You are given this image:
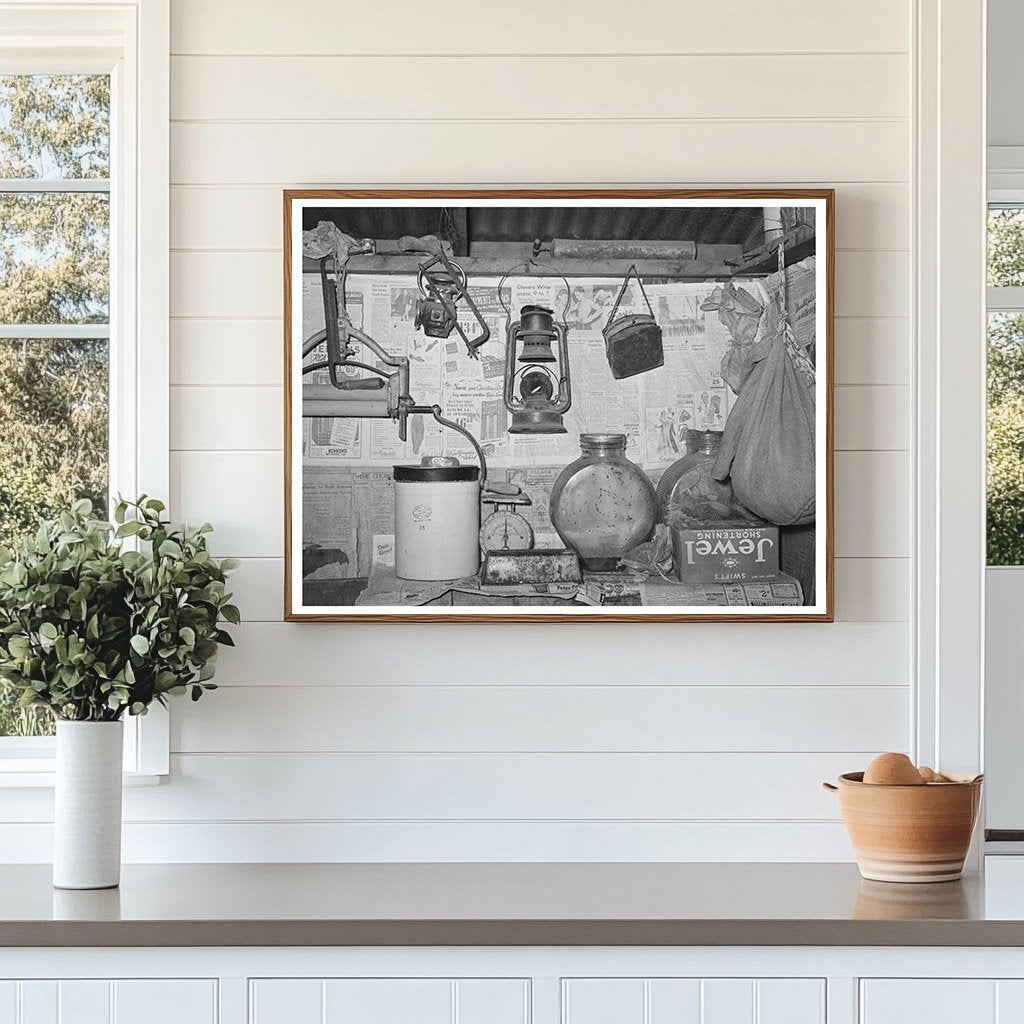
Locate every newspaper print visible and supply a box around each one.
[300,262,812,574]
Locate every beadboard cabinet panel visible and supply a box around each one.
[562,978,825,1024]
[0,981,217,1024]
[860,980,997,1024]
[249,979,528,1024]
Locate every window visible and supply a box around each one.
[0,74,111,738]
[987,205,1024,564]
[0,3,169,778]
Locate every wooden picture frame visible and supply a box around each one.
[284,189,834,622]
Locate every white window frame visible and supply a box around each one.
[914,0,986,825]
[0,0,169,784]
[983,157,1024,841]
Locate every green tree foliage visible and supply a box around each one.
[0,75,110,735]
[988,208,1024,565]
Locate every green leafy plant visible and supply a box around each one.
[0,497,239,722]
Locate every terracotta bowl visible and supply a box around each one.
[823,772,983,883]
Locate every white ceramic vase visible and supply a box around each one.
[53,720,124,890]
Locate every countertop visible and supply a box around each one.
[5,861,1024,947]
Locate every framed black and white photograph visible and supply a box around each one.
[284,190,834,622]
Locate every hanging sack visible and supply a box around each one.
[602,264,664,380]
[712,258,816,526]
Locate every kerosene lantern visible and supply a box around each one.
[503,304,571,434]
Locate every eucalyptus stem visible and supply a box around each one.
[0,497,239,723]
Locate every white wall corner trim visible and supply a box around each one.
[914,0,987,777]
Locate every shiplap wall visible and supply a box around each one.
[14,0,917,861]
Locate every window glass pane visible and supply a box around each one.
[0,192,109,323]
[0,337,107,739]
[0,74,109,179]
[988,313,1024,565]
[988,206,1024,287]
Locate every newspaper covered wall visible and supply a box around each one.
[301,262,814,575]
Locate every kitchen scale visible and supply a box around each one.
[479,492,581,592]
[479,493,534,553]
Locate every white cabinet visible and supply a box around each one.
[249,978,529,1024]
[0,980,217,1024]
[562,978,825,1024]
[860,980,1024,1024]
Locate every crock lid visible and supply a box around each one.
[393,461,479,482]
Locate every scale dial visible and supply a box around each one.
[479,509,534,553]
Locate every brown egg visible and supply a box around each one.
[863,752,926,786]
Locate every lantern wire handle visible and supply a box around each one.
[496,260,572,330]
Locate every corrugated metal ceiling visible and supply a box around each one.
[301,205,773,250]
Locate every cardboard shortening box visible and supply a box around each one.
[670,520,780,584]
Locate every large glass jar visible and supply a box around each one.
[655,429,733,524]
[549,433,657,571]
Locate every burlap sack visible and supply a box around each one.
[712,324,815,526]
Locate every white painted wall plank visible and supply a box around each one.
[0,819,856,862]
[170,319,282,386]
[122,751,863,821]
[171,386,281,451]
[0,983,13,1024]
[833,557,909,622]
[834,386,909,450]
[834,320,910,386]
[170,121,909,187]
[170,183,910,252]
[834,452,910,558]
[171,55,909,122]
[170,0,910,56]
[170,451,283,557]
[171,684,910,754]
[209,621,910,688]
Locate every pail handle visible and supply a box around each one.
[821,782,838,793]
[606,263,657,328]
